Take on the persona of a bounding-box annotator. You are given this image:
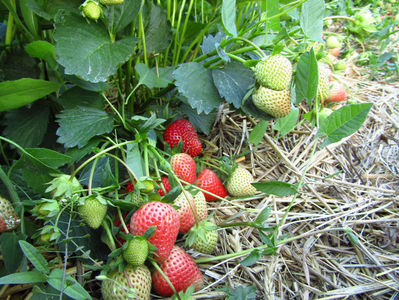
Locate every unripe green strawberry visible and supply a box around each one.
[227,166,257,197]
[81,1,102,20]
[318,108,333,124]
[317,64,331,102]
[78,196,107,229]
[123,237,148,267]
[102,265,151,300]
[326,36,340,49]
[252,86,291,118]
[334,61,346,72]
[192,227,218,255]
[193,191,208,221]
[100,0,124,5]
[0,196,20,232]
[129,191,147,208]
[254,54,293,91]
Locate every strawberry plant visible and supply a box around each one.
[0,0,391,299]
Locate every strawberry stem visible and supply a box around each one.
[117,207,129,235]
[150,260,180,299]
[72,141,136,180]
[148,145,200,225]
[152,158,168,196]
[102,221,116,251]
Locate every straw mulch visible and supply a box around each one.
[185,71,399,299]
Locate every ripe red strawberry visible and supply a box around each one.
[226,166,257,197]
[163,119,202,157]
[0,196,20,232]
[130,201,180,262]
[170,153,197,184]
[157,176,171,196]
[126,181,134,193]
[196,169,227,202]
[102,264,151,300]
[326,81,347,103]
[193,191,208,221]
[174,191,197,234]
[152,246,204,297]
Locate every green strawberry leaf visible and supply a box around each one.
[316,103,373,148]
[0,78,61,112]
[264,0,280,31]
[0,271,47,285]
[19,240,50,274]
[48,269,92,300]
[59,87,105,110]
[221,0,237,36]
[220,284,257,300]
[135,63,175,89]
[56,106,114,148]
[173,62,222,114]
[254,206,271,224]
[25,40,57,70]
[212,61,255,109]
[0,232,25,273]
[54,13,139,83]
[181,104,217,135]
[273,107,300,138]
[240,249,261,266]
[103,0,142,35]
[145,3,172,54]
[300,0,325,41]
[295,50,318,105]
[251,181,298,196]
[249,120,268,146]
[126,143,145,179]
[3,103,50,148]
[13,149,63,194]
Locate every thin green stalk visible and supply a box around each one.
[138,11,148,66]
[88,142,109,195]
[72,141,136,179]
[143,144,150,177]
[148,145,200,224]
[104,153,139,182]
[5,0,16,50]
[151,261,179,297]
[152,158,167,196]
[194,227,346,264]
[243,0,308,35]
[172,0,187,65]
[102,220,116,251]
[175,0,195,64]
[323,15,356,22]
[117,207,129,236]
[102,92,127,130]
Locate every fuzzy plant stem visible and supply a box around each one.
[151,260,180,299]
[5,0,16,50]
[71,141,136,180]
[102,220,116,251]
[148,145,200,224]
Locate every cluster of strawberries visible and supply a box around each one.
[104,119,258,299]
